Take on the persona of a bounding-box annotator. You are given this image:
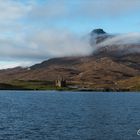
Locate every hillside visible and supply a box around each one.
[0,29,139,91]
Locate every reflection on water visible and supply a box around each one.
[0,91,140,140]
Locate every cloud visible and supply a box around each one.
[79,0,140,18]
[24,0,140,21]
[96,33,140,53]
[27,1,66,20]
[0,0,31,38]
[0,0,140,69]
[98,33,140,46]
[0,29,93,61]
[0,0,30,23]
[0,61,34,69]
[1,0,140,24]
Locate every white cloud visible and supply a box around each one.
[24,0,140,20]
[0,0,31,38]
[0,0,30,21]
[0,29,93,61]
[0,0,140,24]
[0,0,140,68]
[27,1,66,20]
[98,33,140,46]
[79,0,140,17]
[0,61,34,69]
[96,33,140,54]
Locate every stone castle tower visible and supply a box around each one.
[55,77,66,87]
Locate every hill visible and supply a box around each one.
[0,29,139,91]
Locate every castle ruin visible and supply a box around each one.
[55,78,66,87]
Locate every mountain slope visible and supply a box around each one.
[0,29,139,91]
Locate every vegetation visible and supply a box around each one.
[0,78,139,91]
[0,80,72,91]
[117,76,140,91]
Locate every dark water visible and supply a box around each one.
[0,91,140,140]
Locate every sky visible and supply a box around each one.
[0,0,140,69]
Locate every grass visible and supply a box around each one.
[117,76,140,91]
[4,80,72,90]
[0,78,139,91]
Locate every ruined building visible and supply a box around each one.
[55,78,66,87]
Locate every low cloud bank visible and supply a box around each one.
[98,32,140,46]
[0,30,140,69]
[0,29,93,61]
[1,30,140,62]
[96,32,140,53]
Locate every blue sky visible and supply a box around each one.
[22,0,140,33]
[0,0,140,69]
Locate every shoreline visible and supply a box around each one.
[0,88,138,92]
[0,81,139,92]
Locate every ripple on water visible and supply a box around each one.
[0,91,139,140]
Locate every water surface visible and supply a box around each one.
[0,91,140,140]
